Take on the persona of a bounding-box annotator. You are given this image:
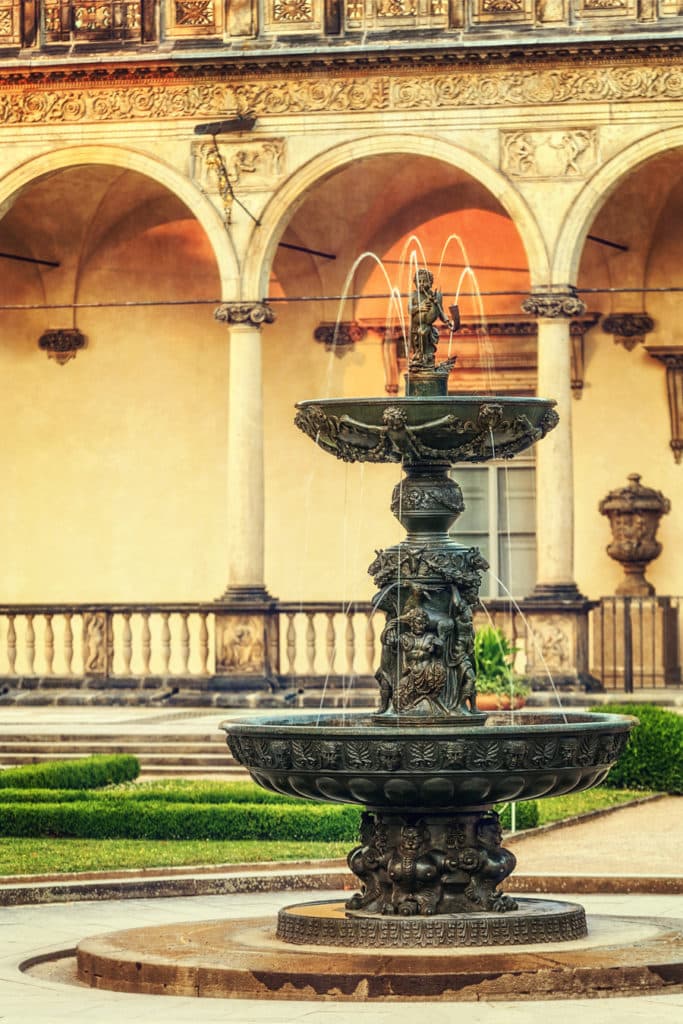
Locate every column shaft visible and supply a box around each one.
[226,321,265,594]
[535,316,575,588]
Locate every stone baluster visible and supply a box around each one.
[345,611,356,677]
[63,613,73,675]
[161,612,171,675]
[141,612,152,676]
[285,612,297,676]
[326,612,336,674]
[305,612,316,675]
[199,613,209,675]
[44,614,54,675]
[7,615,16,675]
[26,614,35,675]
[180,612,191,675]
[122,613,133,675]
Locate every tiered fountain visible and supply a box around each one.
[74,270,654,1002]
[222,269,634,947]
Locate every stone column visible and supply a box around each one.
[212,300,280,698]
[519,290,598,690]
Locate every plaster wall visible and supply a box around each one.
[1,84,683,604]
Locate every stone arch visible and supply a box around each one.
[553,127,683,284]
[0,144,238,295]
[242,134,549,298]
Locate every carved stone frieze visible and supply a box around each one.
[501,128,599,179]
[602,312,654,350]
[521,291,587,318]
[214,302,275,326]
[3,59,683,125]
[192,138,285,195]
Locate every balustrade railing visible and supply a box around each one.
[0,596,680,694]
[0,604,215,681]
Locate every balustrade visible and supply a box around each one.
[0,597,680,694]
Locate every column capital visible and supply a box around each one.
[521,289,586,319]
[214,301,276,327]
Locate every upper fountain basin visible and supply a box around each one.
[222,710,635,811]
[294,396,559,465]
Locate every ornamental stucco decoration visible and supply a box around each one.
[602,312,654,350]
[521,291,587,318]
[2,58,683,125]
[214,301,275,326]
[38,328,86,364]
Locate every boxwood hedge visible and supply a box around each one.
[0,755,140,790]
[591,703,682,794]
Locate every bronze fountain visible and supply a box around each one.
[222,268,635,947]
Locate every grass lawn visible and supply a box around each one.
[0,787,653,876]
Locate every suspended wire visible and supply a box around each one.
[0,285,681,312]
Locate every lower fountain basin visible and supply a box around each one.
[222,710,635,811]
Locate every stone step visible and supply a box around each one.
[0,740,223,754]
[0,751,236,767]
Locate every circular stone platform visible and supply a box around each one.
[72,910,683,1001]
[278,898,586,946]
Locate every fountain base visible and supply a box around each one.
[278,897,587,946]
[73,908,683,1001]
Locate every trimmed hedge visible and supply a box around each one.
[498,800,539,831]
[590,703,682,794]
[0,800,362,841]
[0,755,140,791]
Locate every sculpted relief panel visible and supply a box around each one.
[501,128,599,178]
[191,138,286,195]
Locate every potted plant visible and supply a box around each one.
[474,625,530,710]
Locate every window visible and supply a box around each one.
[451,457,536,599]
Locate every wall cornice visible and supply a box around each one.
[0,42,682,124]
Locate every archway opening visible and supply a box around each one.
[0,163,228,601]
[261,152,533,602]
[573,146,683,598]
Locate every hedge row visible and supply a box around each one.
[0,755,140,790]
[592,703,682,794]
[0,800,362,841]
[498,800,539,831]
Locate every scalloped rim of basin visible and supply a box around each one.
[220,709,637,738]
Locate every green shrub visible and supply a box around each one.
[590,703,682,794]
[0,799,362,841]
[0,755,140,791]
[474,626,530,698]
[497,800,539,830]
[112,780,309,805]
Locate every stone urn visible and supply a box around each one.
[599,473,671,596]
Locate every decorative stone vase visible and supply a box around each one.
[599,473,671,596]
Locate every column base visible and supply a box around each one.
[213,589,280,686]
[215,584,276,605]
[524,582,591,605]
